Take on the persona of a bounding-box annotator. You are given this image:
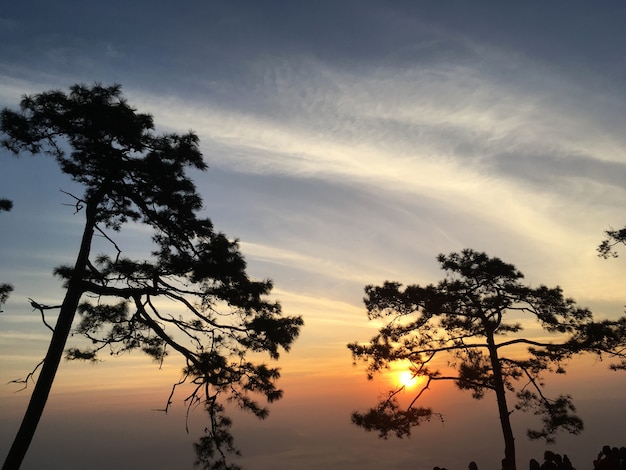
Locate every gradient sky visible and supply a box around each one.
[1,1,626,469]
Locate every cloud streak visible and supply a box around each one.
[123,51,626,275]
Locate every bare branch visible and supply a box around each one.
[8,358,45,391]
[94,224,122,264]
[59,189,85,214]
[28,298,60,332]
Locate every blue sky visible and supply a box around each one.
[2,2,626,469]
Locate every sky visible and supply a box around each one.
[1,1,626,468]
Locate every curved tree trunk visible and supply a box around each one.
[487,332,517,470]
[2,203,96,470]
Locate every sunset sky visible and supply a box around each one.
[1,1,626,469]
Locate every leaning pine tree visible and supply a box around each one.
[348,249,626,470]
[1,84,303,470]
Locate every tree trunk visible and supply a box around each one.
[487,332,517,470]
[2,203,97,470]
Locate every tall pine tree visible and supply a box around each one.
[1,84,302,469]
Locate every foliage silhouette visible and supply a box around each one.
[599,226,626,258]
[0,199,13,310]
[0,199,11,211]
[348,249,626,470]
[1,83,303,470]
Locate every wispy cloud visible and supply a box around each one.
[127,52,625,265]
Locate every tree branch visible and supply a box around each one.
[8,358,45,391]
[28,298,60,332]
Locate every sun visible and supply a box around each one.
[398,370,420,388]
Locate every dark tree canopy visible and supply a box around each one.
[598,226,626,258]
[1,84,302,470]
[349,249,626,470]
[0,199,13,309]
[0,199,12,212]
[0,284,10,309]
